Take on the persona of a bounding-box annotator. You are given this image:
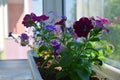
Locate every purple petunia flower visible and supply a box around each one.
[22,13,49,28]
[55,16,67,25]
[45,25,56,31]
[51,40,61,59]
[91,16,111,33]
[22,14,32,28]
[37,15,49,22]
[21,33,29,41]
[96,16,111,24]
[31,13,38,22]
[20,33,29,46]
[73,17,94,38]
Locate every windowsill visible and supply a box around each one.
[93,63,120,80]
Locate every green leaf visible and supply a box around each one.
[86,42,93,48]
[29,20,37,27]
[69,72,80,80]
[38,45,48,53]
[67,42,82,50]
[89,38,100,42]
[43,30,49,34]
[59,53,73,67]
[56,71,68,80]
[75,67,90,80]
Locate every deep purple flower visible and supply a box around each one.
[31,13,38,22]
[53,50,59,59]
[73,17,94,38]
[51,40,61,50]
[21,33,29,41]
[20,33,29,46]
[67,27,72,31]
[51,40,61,58]
[22,14,32,28]
[55,16,67,25]
[22,13,49,28]
[37,15,49,22]
[45,25,56,31]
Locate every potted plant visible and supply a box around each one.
[9,12,112,80]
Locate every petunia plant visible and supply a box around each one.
[9,12,112,80]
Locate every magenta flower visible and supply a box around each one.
[22,14,32,28]
[91,16,111,33]
[22,13,49,28]
[73,17,94,38]
[37,15,49,22]
[55,16,67,25]
[96,16,111,24]
[31,13,38,22]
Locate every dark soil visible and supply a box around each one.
[34,56,105,80]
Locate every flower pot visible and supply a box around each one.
[27,50,107,80]
[27,50,43,80]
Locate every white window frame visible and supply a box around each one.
[0,0,7,59]
[93,64,120,80]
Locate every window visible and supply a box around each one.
[32,0,43,15]
[64,0,120,69]
[64,0,76,27]
[64,0,120,79]
[102,0,120,69]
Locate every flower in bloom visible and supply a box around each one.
[37,15,49,22]
[73,17,94,38]
[20,33,29,46]
[31,13,38,22]
[44,25,56,31]
[51,40,61,59]
[21,33,29,41]
[55,16,67,25]
[22,13,49,28]
[22,14,33,28]
[96,16,111,24]
[91,16,111,33]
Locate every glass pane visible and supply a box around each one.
[64,0,120,69]
[32,0,43,15]
[102,0,120,69]
[64,0,76,27]
[7,0,25,34]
